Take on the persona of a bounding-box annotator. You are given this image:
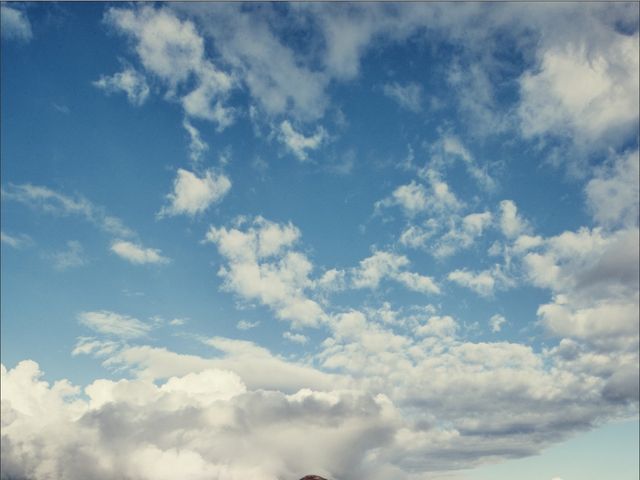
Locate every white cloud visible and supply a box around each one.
[111,240,169,265]
[183,4,329,121]
[1,231,31,249]
[49,240,87,270]
[159,168,231,218]
[351,250,440,295]
[523,227,639,351]
[519,32,639,150]
[489,314,507,333]
[499,199,529,239]
[78,310,152,339]
[93,67,150,106]
[2,183,134,238]
[279,120,327,162]
[182,119,209,163]
[105,6,235,130]
[205,217,326,328]
[387,181,429,216]
[377,172,463,219]
[440,135,496,191]
[236,320,260,330]
[415,315,458,338]
[433,211,493,258]
[585,149,639,229]
[398,222,437,249]
[283,331,309,345]
[1,5,32,42]
[382,81,423,112]
[448,268,496,297]
[168,318,187,327]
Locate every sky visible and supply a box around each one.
[0,2,638,480]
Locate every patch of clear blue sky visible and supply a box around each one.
[466,419,639,480]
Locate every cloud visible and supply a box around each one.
[1,231,32,249]
[0,359,392,480]
[205,217,326,328]
[585,149,639,229]
[382,81,423,112]
[518,31,639,151]
[49,240,87,270]
[283,331,309,345]
[414,315,458,338]
[351,250,440,295]
[105,6,235,130]
[377,172,463,218]
[110,240,169,265]
[237,320,260,330]
[93,67,150,106]
[499,199,530,239]
[440,135,496,191]
[448,268,497,297]
[489,314,507,333]
[2,183,134,238]
[433,211,493,258]
[1,5,32,42]
[279,120,327,161]
[179,3,329,121]
[182,119,209,164]
[159,168,231,218]
[523,227,639,351]
[78,311,152,339]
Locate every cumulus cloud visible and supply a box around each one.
[414,315,458,338]
[159,168,231,218]
[351,250,440,295]
[78,310,152,339]
[585,149,639,229]
[177,3,330,121]
[93,67,150,106]
[1,5,32,42]
[499,199,530,239]
[518,31,639,151]
[111,240,169,265]
[377,171,463,219]
[382,81,423,112]
[205,217,326,328]
[523,227,639,351]
[279,120,327,162]
[105,6,235,130]
[448,268,496,297]
[433,211,493,258]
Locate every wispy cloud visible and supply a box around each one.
[110,241,169,265]
[78,310,152,339]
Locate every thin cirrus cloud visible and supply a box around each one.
[78,310,152,339]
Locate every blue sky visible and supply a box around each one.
[1,3,638,480]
